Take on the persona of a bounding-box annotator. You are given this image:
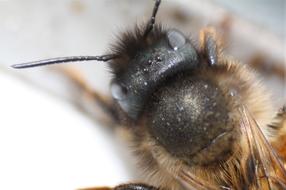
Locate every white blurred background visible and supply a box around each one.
[0,0,285,190]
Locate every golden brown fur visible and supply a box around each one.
[126,47,284,190]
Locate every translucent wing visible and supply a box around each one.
[240,106,286,189]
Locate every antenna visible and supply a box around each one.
[143,0,161,38]
[11,54,117,69]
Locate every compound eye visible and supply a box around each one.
[167,30,186,50]
[110,81,128,100]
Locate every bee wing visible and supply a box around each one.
[240,106,286,189]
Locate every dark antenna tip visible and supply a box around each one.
[144,0,162,38]
[10,54,118,69]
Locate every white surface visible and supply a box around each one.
[0,73,132,190]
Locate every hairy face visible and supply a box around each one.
[146,71,240,166]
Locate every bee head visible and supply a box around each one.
[109,27,199,120]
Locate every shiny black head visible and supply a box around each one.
[107,0,199,120]
[109,27,199,120]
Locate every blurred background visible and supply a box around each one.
[0,0,285,189]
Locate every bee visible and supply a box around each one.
[12,0,286,189]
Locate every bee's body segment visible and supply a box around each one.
[109,26,199,120]
[12,0,286,189]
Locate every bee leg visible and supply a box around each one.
[270,106,286,160]
[56,66,119,125]
[79,183,158,190]
[199,27,223,66]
